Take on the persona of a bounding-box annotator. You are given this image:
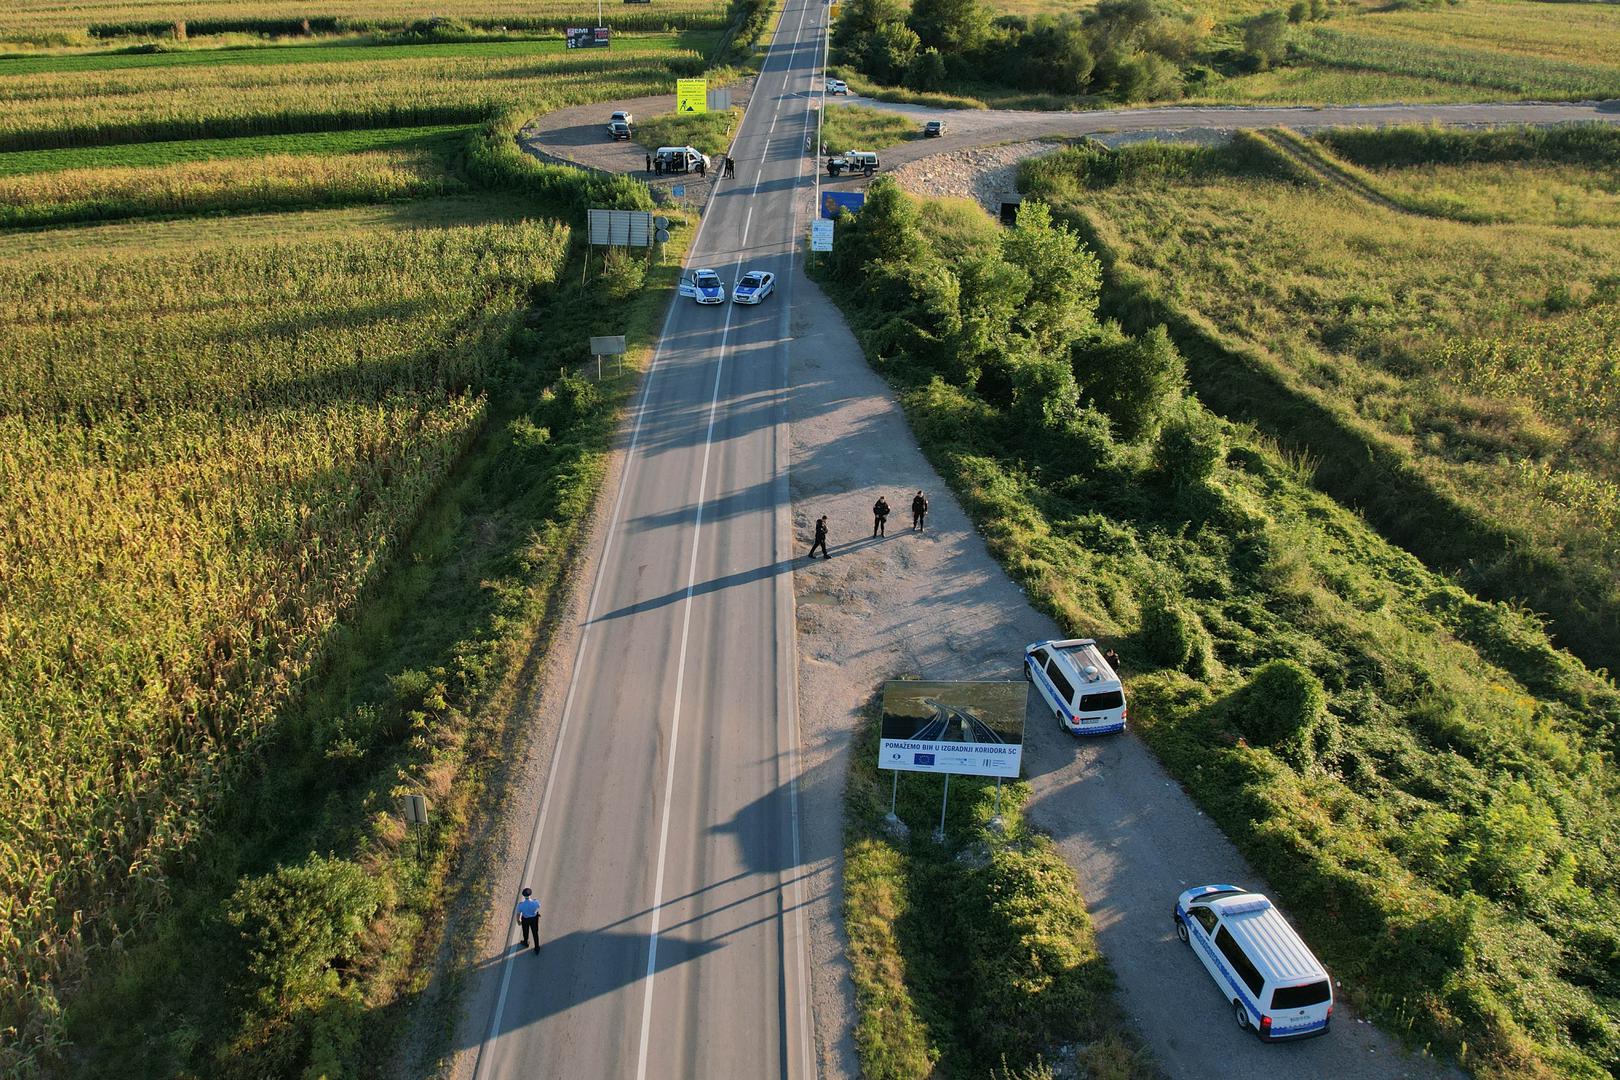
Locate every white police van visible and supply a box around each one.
[1023,638,1126,735]
[1173,885,1334,1041]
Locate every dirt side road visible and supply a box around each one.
[781,269,1462,1080]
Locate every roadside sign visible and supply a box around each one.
[820,191,865,219]
[878,681,1027,779]
[587,208,653,247]
[829,2,840,17]
[566,26,611,48]
[403,794,429,825]
[590,335,627,355]
[676,78,708,114]
[706,87,731,111]
[671,184,685,198]
[810,219,834,251]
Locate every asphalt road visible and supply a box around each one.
[466,2,826,1076]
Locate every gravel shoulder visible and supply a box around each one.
[781,267,1462,1080]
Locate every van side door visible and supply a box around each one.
[1185,905,1227,989]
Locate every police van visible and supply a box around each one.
[1173,885,1334,1041]
[1023,638,1126,735]
[654,145,711,174]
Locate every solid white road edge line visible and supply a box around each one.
[471,164,726,1080]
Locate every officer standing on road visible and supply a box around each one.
[696,156,706,177]
[646,152,652,173]
[808,515,830,560]
[911,490,929,532]
[726,155,736,177]
[516,888,541,954]
[872,496,891,537]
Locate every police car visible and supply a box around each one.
[731,270,775,304]
[1023,638,1126,735]
[1173,885,1334,1041]
[678,269,726,305]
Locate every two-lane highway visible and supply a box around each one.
[469,0,827,1076]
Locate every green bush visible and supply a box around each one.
[1152,406,1224,490]
[1138,588,1211,675]
[1226,659,1326,747]
[1074,321,1186,442]
[1242,10,1289,70]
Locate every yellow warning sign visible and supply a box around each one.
[676,78,708,114]
[829,2,840,18]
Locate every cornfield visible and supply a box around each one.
[0,46,700,151]
[1,0,725,43]
[0,220,570,1064]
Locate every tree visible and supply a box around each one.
[1074,321,1185,441]
[1012,15,1094,93]
[860,19,921,83]
[839,177,928,268]
[904,46,947,91]
[833,0,909,51]
[950,252,1032,385]
[1153,404,1225,490]
[1242,10,1289,70]
[908,0,991,54]
[998,201,1100,353]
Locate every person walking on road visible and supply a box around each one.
[808,515,830,560]
[872,496,891,537]
[645,152,652,173]
[910,490,928,532]
[516,888,541,954]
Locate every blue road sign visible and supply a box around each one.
[821,191,865,219]
[672,185,686,198]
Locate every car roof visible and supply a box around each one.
[741,270,766,280]
[1209,895,1327,984]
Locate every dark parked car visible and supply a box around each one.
[924,120,945,137]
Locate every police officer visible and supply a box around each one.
[516,887,541,954]
[808,515,830,560]
[910,490,929,532]
[872,496,891,537]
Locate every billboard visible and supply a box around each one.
[820,191,865,219]
[676,78,708,114]
[566,27,611,48]
[587,208,653,247]
[879,681,1027,778]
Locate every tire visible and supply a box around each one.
[1175,918,1189,944]
[1233,1000,1251,1031]
[1023,661,1032,682]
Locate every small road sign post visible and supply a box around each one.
[590,334,627,379]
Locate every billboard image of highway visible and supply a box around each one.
[879,681,1027,778]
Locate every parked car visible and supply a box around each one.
[678,269,726,304]
[825,150,879,176]
[1172,886,1334,1041]
[1023,638,1125,735]
[827,78,848,95]
[731,270,775,304]
[611,110,634,125]
[924,119,945,137]
[607,120,631,140]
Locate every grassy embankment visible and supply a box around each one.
[1023,128,1620,678]
[815,172,1620,1079]
[0,0,769,1071]
[636,106,743,158]
[821,102,920,155]
[845,706,1158,1080]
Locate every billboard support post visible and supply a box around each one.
[990,778,1004,833]
[935,775,950,843]
[886,771,899,824]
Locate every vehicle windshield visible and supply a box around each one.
[695,272,720,288]
[740,274,763,288]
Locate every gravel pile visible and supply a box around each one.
[888,139,1063,214]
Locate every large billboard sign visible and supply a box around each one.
[878,681,1027,778]
[676,78,708,114]
[820,191,865,219]
[566,27,611,48]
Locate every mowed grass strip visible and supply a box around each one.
[0,123,470,176]
[820,102,918,155]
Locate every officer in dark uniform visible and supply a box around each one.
[910,490,929,532]
[808,515,830,559]
[872,496,891,537]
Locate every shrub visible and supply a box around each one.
[1227,659,1326,747]
[599,248,648,299]
[1074,322,1186,442]
[1242,10,1289,70]
[1152,406,1225,489]
[227,855,387,1013]
[1138,588,1212,675]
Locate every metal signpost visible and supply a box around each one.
[589,334,627,379]
[877,681,1028,841]
[676,78,708,114]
